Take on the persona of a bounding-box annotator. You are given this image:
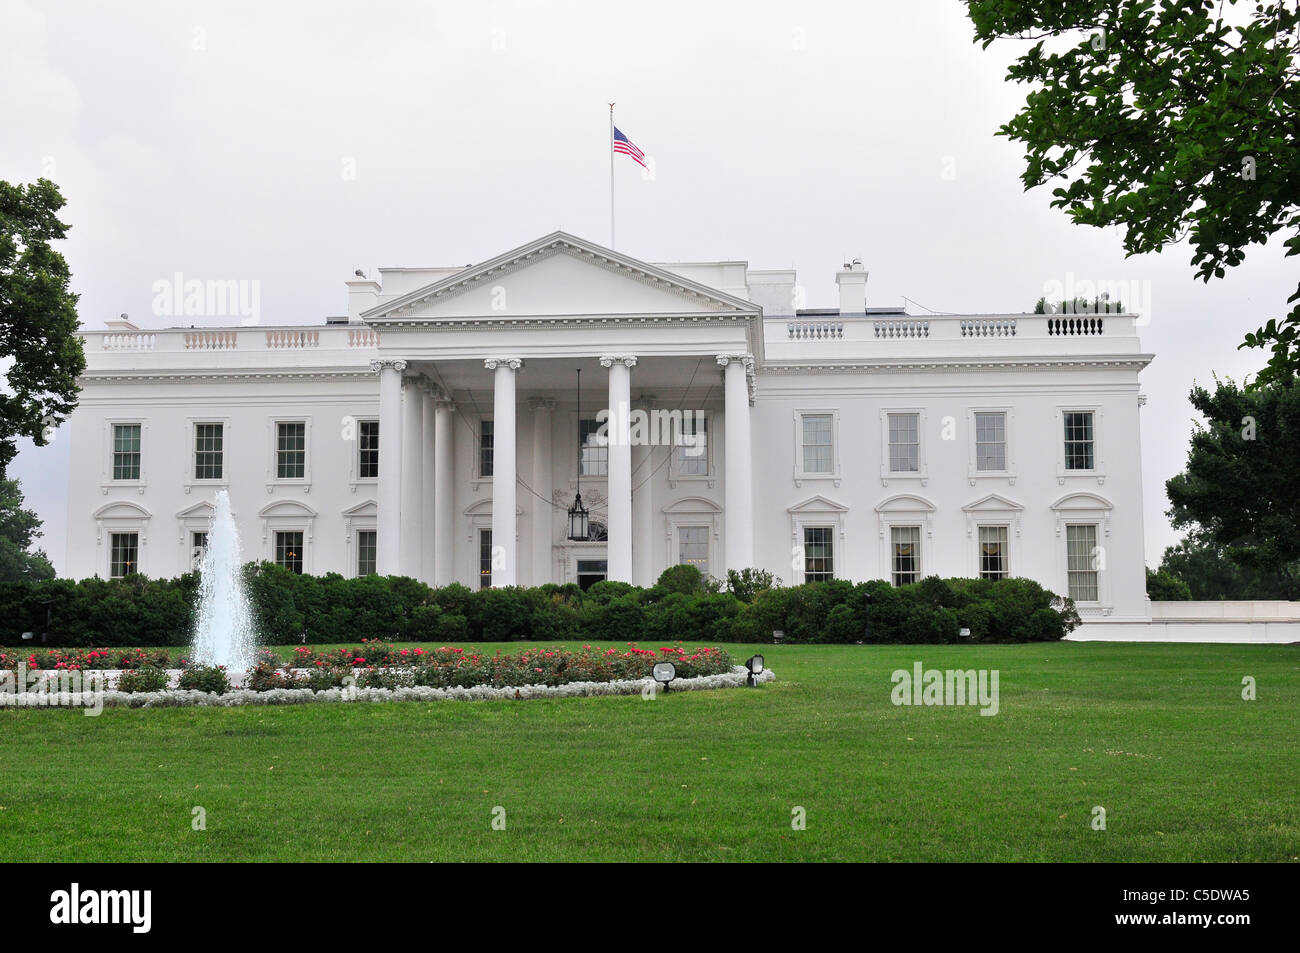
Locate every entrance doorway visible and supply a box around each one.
[576,559,607,591]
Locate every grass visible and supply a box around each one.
[1,641,1297,861]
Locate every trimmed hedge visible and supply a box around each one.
[0,563,1080,647]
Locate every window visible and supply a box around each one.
[194,423,224,480]
[110,532,138,579]
[801,414,833,474]
[358,420,379,479]
[579,418,608,476]
[891,526,921,586]
[479,420,494,478]
[678,526,709,576]
[1066,524,1099,601]
[803,526,834,582]
[576,559,607,591]
[975,412,1007,471]
[479,529,493,588]
[1064,412,1095,470]
[888,413,920,473]
[191,531,208,570]
[978,525,1008,580]
[274,531,304,574]
[356,530,377,576]
[276,422,306,479]
[676,414,708,476]
[676,413,707,475]
[112,424,141,480]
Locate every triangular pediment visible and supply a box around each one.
[788,494,849,515]
[363,231,757,322]
[961,493,1024,513]
[342,499,377,518]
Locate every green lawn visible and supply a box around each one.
[2,641,1297,861]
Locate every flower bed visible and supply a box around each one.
[1,642,766,708]
[273,641,733,690]
[0,665,775,709]
[3,647,177,671]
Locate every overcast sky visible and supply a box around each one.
[1,0,1292,574]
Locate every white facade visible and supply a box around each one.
[66,231,1154,621]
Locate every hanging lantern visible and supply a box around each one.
[567,367,590,541]
[567,492,590,542]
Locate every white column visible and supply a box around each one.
[433,398,455,586]
[487,358,521,587]
[602,354,636,582]
[632,397,655,586]
[400,374,424,578]
[530,397,555,586]
[371,358,406,576]
[719,354,754,573]
[420,384,437,585]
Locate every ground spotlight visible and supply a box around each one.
[745,654,765,687]
[652,661,676,693]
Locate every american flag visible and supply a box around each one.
[612,127,646,168]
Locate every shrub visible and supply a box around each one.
[0,563,1078,648]
[116,667,169,693]
[726,568,781,603]
[177,664,230,695]
[652,564,706,598]
[305,666,351,692]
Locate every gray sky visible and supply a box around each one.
[2,0,1292,574]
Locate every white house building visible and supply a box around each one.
[66,231,1154,623]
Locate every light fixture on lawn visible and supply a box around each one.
[745,654,765,687]
[566,367,590,541]
[652,660,677,692]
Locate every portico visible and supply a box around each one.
[359,231,762,588]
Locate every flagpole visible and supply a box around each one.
[609,102,615,249]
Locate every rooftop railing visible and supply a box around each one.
[84,325,382,353]
[774,312,1136,346]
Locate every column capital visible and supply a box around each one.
[528,397,558,411]
[370,358,408,374]
[715,353,754,371]
[599,354,638,369]
[485,357,524,371]
[418,377,449,401]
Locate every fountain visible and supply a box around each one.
[191,490,258,674]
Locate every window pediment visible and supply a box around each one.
[787,495,848,515]
[962,493,1024,514]
[663,495,723,515]
[258,499,318,519]
[94,500,152,520]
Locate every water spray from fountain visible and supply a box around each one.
[191,490,258,673]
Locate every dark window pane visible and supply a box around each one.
[358,420,379,479]
[480,420,494,478]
